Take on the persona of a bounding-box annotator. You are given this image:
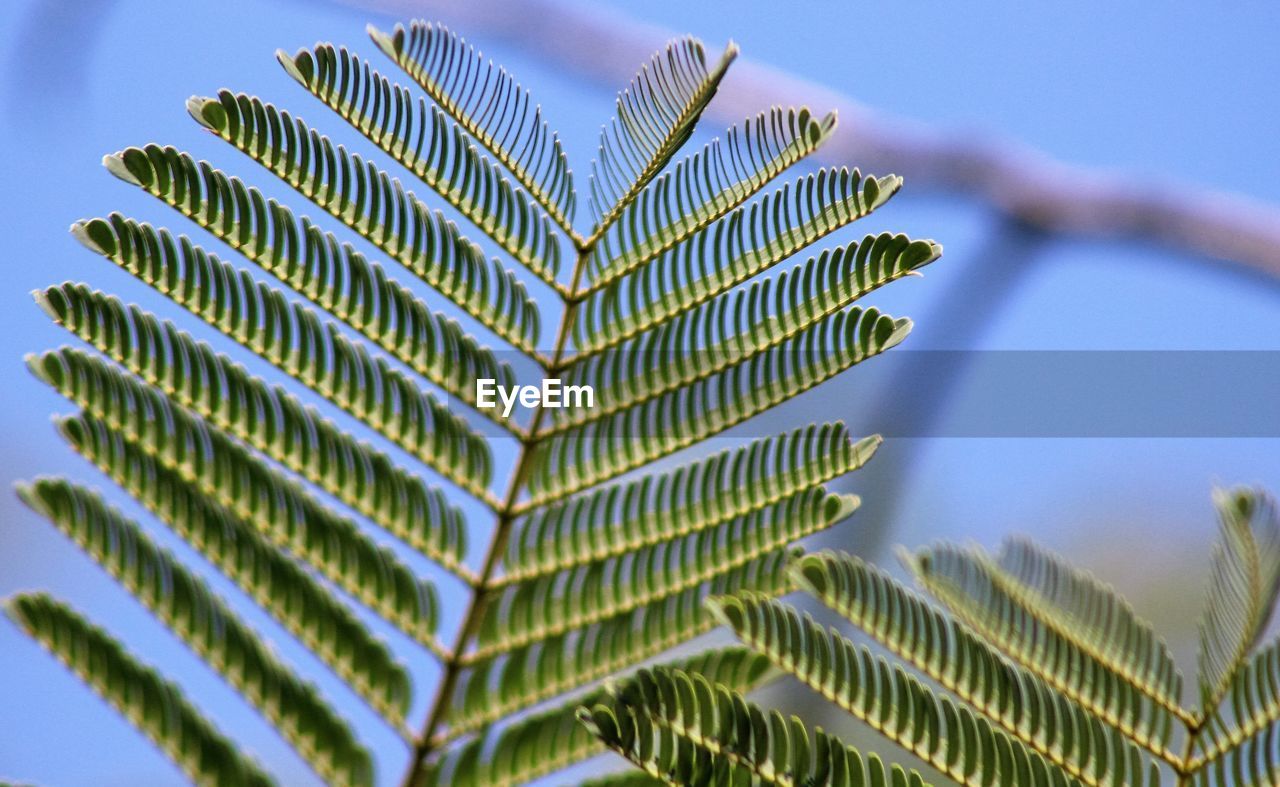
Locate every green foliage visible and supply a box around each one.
[586,487,1280,787]
[7,594,274,787]
[14,15,933,786]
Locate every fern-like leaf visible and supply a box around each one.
[1197,488,1280,715]
[994,536,1184,718]
[16,482,372,785]
[278,45,563,286]
[57,407,441,652]
[587,107,837,285]
[588,38,739,235]
[368,21,575,232]
[904,542,1185,740]
[579,665,930,787]
[17,18,937,785]
[73,213,518,429]
[793,551,1170,782]
[709,592,1150,787]
[428,647,775,787]
[7,593,275,787]
[105,143,541,357]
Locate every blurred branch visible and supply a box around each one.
[830,221,1048,558]
[343,0,1280,281]
[6,0,116,107]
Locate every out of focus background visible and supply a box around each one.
[1,1,1278,784]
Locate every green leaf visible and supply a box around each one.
[31,317,473,577]
[587,107,838,287]
[793,551,1167,784]
[73,213,518,429]
[579,665,930,787]
[994,536,1184,723]
[587,38,739,235]
[557,233,940,430]
[15,483,372,786]
[1197,487,1280,714]
[504,425,878,583]
[528,308,909,504]
[574,168,902,351]
[103,143,541,356]
[279,46,563,285]
[20,18,947,786]
[904,543,1182,744]
[55,406,440,652]
[7,593,276,787]
[368,21,575,232]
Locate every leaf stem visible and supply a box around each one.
[398,237,593,786]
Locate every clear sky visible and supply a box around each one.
[1,1,1277,784]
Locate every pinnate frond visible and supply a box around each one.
[528,307,909,504]
[504,425,878,584]
[7,593,275,787]
[368,21,575,232]
[17,16,938,786]
[73,213,518,426]
[994,536,1184,716]
[56,405,440,651]
[579,665,930,787]
[278,46,563,284]
[588,38,739,234]
[1197,488,1280,715]
[106,143,541,356]
[793,551,1169,783]
[427,648,775,787]
[15,482,372,785]
[34,292,475,573]
[588,107,837,285]
[905,542,1184,741]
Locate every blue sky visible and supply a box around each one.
[1,1,1277,784]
